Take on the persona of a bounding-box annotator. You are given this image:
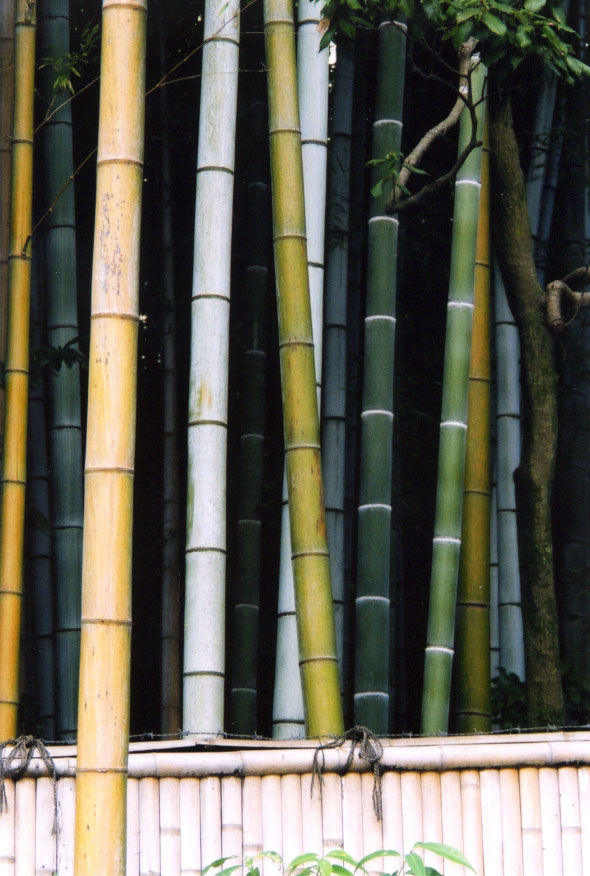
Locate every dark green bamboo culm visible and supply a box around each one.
[421,58,486,736]
[354,17,406,733]
[263,0,343,736]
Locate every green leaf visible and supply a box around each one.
[357,851,401,870]
[524,0,547,11]
[202,857,236,876]
[413,844,474,871]
[370,178,385,198]
[319,860,332,876]
[327,851,359,868]
[404,853,426,876]
[481,11,507,36]
[288,854,321,872]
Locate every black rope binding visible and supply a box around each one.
[312,725,384,820]
[0,736,58,835]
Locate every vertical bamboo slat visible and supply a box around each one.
[519,768,543,876]
[578,766,590,876]
[139,778,161,876]
[300,773,322,855]
[479,770,503,876]
[127,777,140,876]
[280,776,302,864]
[401,773,423,858]
[221,777,242,859]
[0,779,14,876]
[0,0,36,739]
[14,779,35,876]
[499,770,523,876]
[260,777,282,864]
[179,779,201,876]
[539,768,563,876]
[440,773,464,876]
[73,3,146,876]
[200,778,222,870]
[559,767,582,876]
[341,774,363,863]
[420,773,443,874]
[361,773,382,862]
[321,774,343,852]
[380,773,403,861]
[160,778,181,876]
[35,778,56,876]
[242,777,263,860]
[460,771,484,876]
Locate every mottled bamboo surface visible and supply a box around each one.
[1,733,590,875]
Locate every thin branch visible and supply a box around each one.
[386,37,479,213]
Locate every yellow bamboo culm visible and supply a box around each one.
[73,3,146,875]
[456,113,491,733]
[0,0,36,740]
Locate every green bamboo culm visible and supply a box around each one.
[263,0,343,737]
[38,0,84,742]
[354,17,406,734]
[421,58,486,737]
[455,114,491,734]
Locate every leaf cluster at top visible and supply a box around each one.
[317,0,590,83]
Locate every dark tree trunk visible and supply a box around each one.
[488,80,565,727]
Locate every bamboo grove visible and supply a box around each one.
[1,0,590,760]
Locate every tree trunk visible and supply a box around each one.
[488,81,564,727]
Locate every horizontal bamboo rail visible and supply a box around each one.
[5,731,590,778]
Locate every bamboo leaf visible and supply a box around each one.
[357,851,401,870]
[404,853,426,876]
[413,844,474,871]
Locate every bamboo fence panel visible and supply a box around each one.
[14,779,35,876]
[280,775,302,864]
[242,776,263,858]
[519,768,543,876]
[400,773,422,858]
[300,773,322,854]
[200,777,222,869]
[0,779,14,876]
[127,777,140,876]
[161,778,181,876]
[479,770,503,876]
[140,778,161,876]
[34,778,54,876]
[578,766,590,875]
[558,767,582,876]
[538,768,563,876]
[420,772,443,873]
[321,774,343,851]
[55,777,74,876]
[439,773,463,876]
[499,769,523,876]
[380,772,403,860]
[221,777,242,859]
[341,773,363,863]
[261,776,282,867]
[179,778,201,876]
[360,773,382,865]
[460,771,484,876]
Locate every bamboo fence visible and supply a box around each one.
[1,733,590,876]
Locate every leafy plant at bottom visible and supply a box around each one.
[202,844,475,876]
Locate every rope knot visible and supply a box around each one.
[311,725,384,819]
[0,736,58,834]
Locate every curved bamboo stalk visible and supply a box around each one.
[0,0,36,740]
[321,40,355,682]
[455,113,491,733]
[183,0,240,736]
[158,22,181,737]
[39,0,84,743]
[421,59,485,736]
[264,0,343,738]
[73,3,146,876]
[272,0,330,739]
[0,0,15,459]
[354,17,406,735]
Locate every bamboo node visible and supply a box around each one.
[311,725,383,819]
[0,736,57,833]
